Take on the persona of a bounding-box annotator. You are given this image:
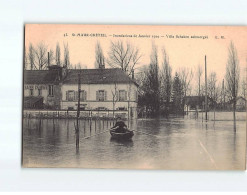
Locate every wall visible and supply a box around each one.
[60,83,138,118]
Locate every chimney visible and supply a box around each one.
[131,69,134,79]
[48,52,50,67]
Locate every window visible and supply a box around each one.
[97,90,106,101]
[119,90,126,101]
[68,91,75,101]
[48,85,54,96]
[79,90,87,101]
[38,89,42,96]
[30,89,33,96]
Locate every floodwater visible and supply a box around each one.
[22,112,246,170]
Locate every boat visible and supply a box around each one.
[110,129,134,140]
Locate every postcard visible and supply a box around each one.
[22,24,246,169]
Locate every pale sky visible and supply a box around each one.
[25,24,247,90]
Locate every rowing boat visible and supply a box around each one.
[110,129,134,140]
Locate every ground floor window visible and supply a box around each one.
[38,89,42,96]
[48,85,54,96]
[30,89,33,96]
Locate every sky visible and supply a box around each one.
[25,24,247,90]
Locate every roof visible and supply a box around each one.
[24,96,43,104]
[24,70,60,84]
[63,68,138,86]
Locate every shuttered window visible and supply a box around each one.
[79,90,87,101]
[30,89,33,96]
[119,90,127,101]
[67,90,75,101]
[97,90,107,101]
[48,85,54,96]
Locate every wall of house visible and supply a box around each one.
[60,83,138,118]
[24,84,49,104]
[24,84,61,109]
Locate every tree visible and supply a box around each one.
[178,67,193,97]
[160,47,172,115]
[107,40,142,76]
[64,42,70,68]
[35,42,48,70]
[196,64,203,96]
[225,41,240,128]
[172,73,184,114]
[24,46,28,70]
[94,41,105,69]
[146,43,160,116]
[28,43,36,70]
[208,72,217,99]
[56,42,61,66]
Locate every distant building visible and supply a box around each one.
[227,96,246,111]
[23,66,139,118]
[184,96,215,112]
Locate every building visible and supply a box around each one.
[23,66,139,118]
[227,96,246,111]
[184,96,216,112]
[24,65,65,109]
[61,68,138,118]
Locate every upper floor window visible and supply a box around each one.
[96,90,107,101]
[68,90,75,101]
[48,85,54,96]
[30,89,33,96]
[79,90,87,101]
[119,90,127,101]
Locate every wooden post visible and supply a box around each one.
[76,70,81,149]
[205,55,208,121]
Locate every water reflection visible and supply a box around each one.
[22,113,246,169]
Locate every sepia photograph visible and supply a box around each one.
[22,24,246,169]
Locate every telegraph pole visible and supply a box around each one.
[205,55,208,121]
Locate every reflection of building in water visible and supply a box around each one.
[24,65,138,118]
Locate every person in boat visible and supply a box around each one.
[111,117,127,133]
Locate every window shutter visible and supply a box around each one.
[96,90,99,101]
[76,91,78,100]
[73,91,76,101]
[66,91,68,100]
[116,91,119,101]
[125,91,127,101]
[84,91,87,101]
[104,91,107,101]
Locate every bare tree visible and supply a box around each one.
[225,41,240,128]
[208,72,217,99]
[56,42,61,66]
[160,47,172,115]
[35,42,48,70]
[28,43,36,70]
[24,46,28,70]
[196,64,203,96]
[64,42,70,68]
[94,41,105,69]
[178,67,194,97]
[107,40,142,76]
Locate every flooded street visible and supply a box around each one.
[22,112,246,170]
